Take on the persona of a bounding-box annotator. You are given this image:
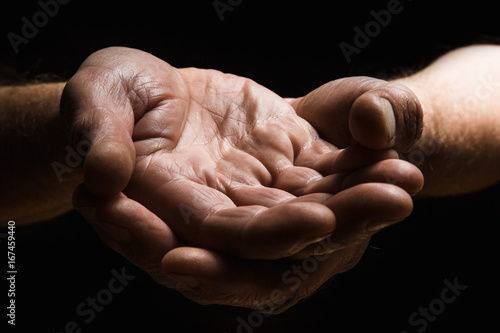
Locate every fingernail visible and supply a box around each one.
[95,222,133,244]
[168,274,201,289]
[380,98,396,141]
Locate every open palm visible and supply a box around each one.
[63,47,421,310]
[126,64,368,259]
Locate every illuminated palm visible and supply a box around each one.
[125,65,349,259]
[63,47,422,310]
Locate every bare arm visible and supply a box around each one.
[392,45,500,196]
[294,45,500,197]
[0,83,83,226]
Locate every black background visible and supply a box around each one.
[1,0,499,332]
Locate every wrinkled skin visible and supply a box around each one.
[62,47,423,312]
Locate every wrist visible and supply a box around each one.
[391,45,500,196]
[0,82,83,225]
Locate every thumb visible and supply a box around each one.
[60,75,136,197]
[349,82,424,152]
[83,137,135,197]
[292,77,423,152]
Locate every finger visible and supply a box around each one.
[291,183,413,258]
[61,72,136,197]
[60,47,188,197]
[161,244,367,313]
[126,178,335,260]
[296,142,398,175]
[206,201,335,259]
[272,166,323,195]
[349,84,423,152]
[220,140,328,199]
[303,159,424,195]
[72,183,181,273]
[341,159,424,195]
[84,139,136,197]
[291,76,423,152]
[236,113,322,180]
[161,247,296,312]
[326,183,412,241]
[236,121,295,178]
[226,185,296,206]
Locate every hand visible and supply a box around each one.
[290,76,423,153]
[62,47,423,311]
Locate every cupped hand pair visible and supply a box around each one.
[61,47,423,312]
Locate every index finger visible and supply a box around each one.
[125,178,336,260]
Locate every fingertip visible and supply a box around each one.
[325,183,414,224]
[84,139,135,197]
[162,247,220,278]
[396,162,425,196]
[243,202,336,258]
[350,93,396,150]
[349,84,424,152]
[380,183,415,218]
[340,159,425,196]
[364,185,415,233]
[295,202,337,237]
[365,183,415,220]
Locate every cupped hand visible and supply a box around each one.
[62,47,423,311]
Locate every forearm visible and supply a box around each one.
[392,45,500,196]
[0,82,83,226]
